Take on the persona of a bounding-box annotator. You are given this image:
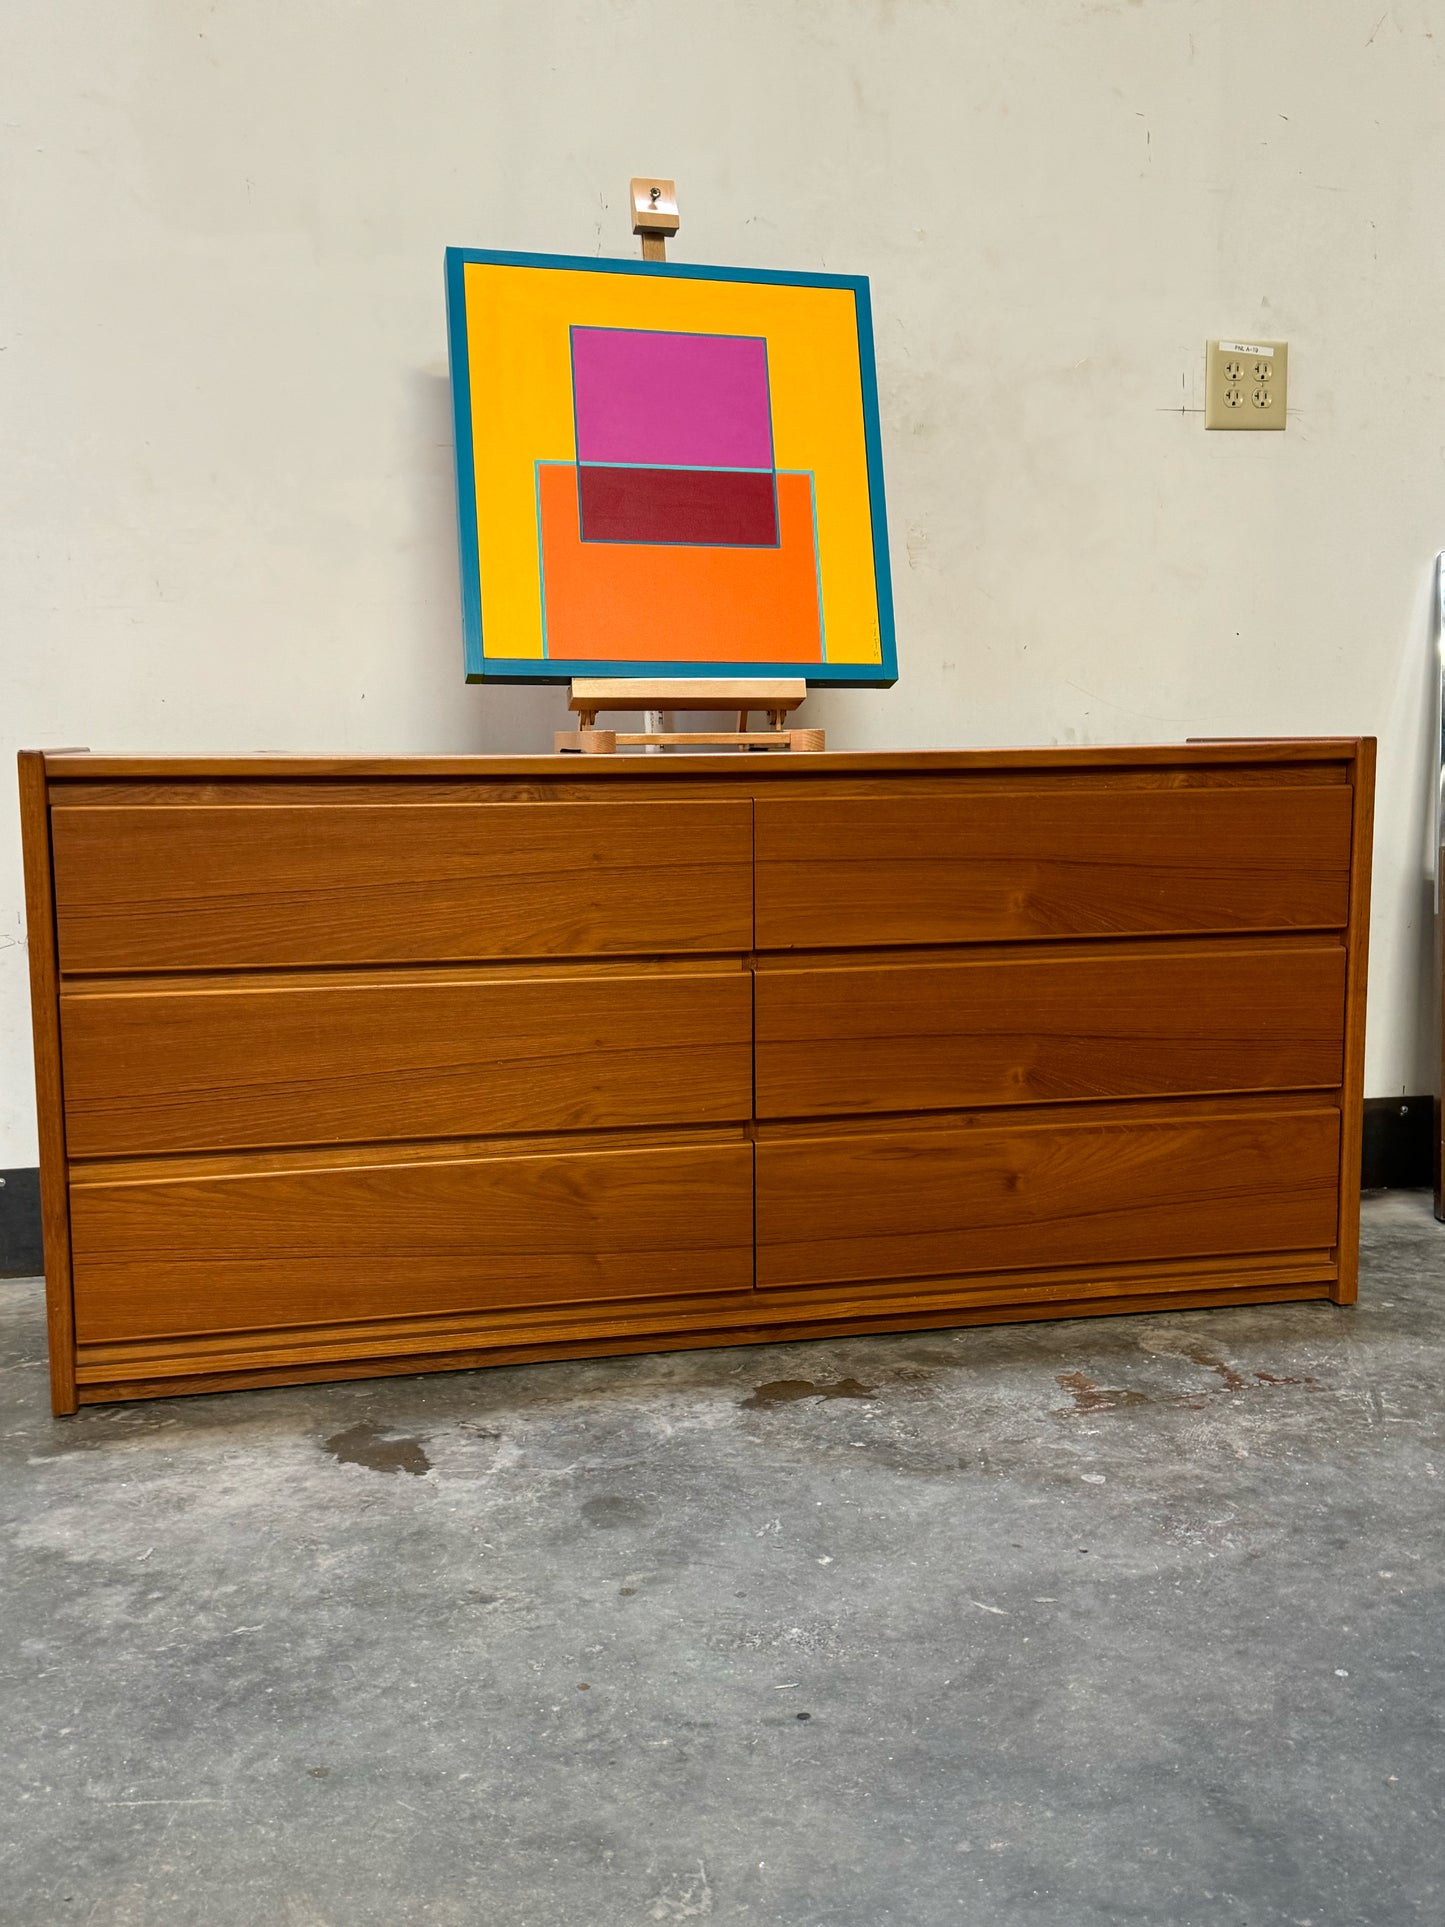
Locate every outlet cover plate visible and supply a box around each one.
[1205,338,1287,430]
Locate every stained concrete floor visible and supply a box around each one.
[2,1195,1443,1927]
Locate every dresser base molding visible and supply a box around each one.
[72,1249,1340,1404]
[75,1287,1336,1406]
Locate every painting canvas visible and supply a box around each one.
[444,248,896,685]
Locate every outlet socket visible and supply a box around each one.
[1205,338,1287,430]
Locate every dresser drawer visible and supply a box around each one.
[756,1106,1341,1288]
[755,785,1354,948]
[755,940,1346,1118]
[70,1138,755,1340]
[61,966,753,1156]
[51,800,753,970]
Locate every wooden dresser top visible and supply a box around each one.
[36,741,1370,782]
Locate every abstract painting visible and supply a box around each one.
[444,248,896,684]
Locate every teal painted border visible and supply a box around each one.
[443,250,484,675]
[444,246,897,687]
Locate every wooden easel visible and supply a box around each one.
[553,180,826,757]
[555,677,823,753]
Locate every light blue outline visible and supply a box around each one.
[761,339,780,557]
[577,461,775,474]
[567,326,584,545]
[569,322,776,477]
[535,464,824,648]
[808,471,827,663]
[533,462,550,659]
[571,324,771,344]
[445,246,897,687]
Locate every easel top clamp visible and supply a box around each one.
[554,180,825,757]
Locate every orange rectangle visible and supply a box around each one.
[538,464,823,663]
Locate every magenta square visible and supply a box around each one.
[571,327,773,471]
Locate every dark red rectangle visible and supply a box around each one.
[578,465,779,547]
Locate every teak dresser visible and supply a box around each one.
[19,742,1373,1414]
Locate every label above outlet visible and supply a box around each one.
[1218,341,1275,357]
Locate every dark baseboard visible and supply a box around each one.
[0,1105,1437,1279]
[1360,1096,1434,1192]
[0,1169,43,1278]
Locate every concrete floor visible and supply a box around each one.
[2,1195,1443,1927]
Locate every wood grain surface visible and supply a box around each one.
[17,753,79,1413]
[69,1137,755,1339]
[755,786,1354,948]
[755,939,1346,1117]
[74,1248,1337,1389]
[48,766,1351,812]
[74,1292,1338,1400]
[17,741,1372,1405]
[40,742,1366,781]
[756,1106,1341,1288]
[50,800,753,970]
[60,966,753,1155]
[1333,738,1376,1300]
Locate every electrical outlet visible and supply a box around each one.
[1205,338,1287,430]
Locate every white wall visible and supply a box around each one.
[4,0,1443,1165]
